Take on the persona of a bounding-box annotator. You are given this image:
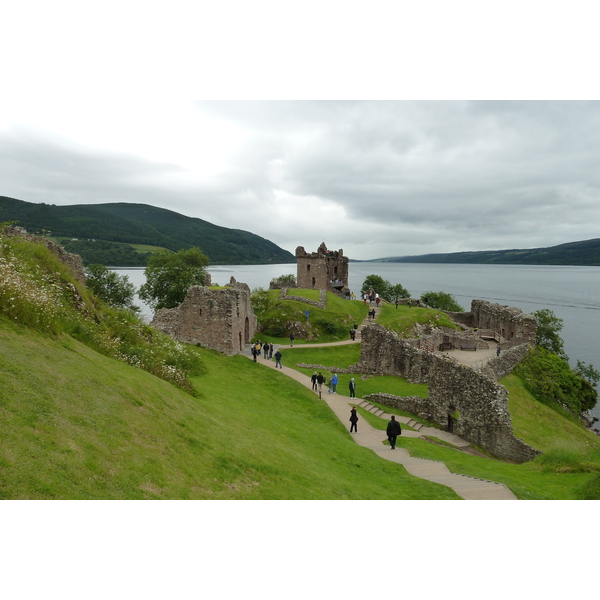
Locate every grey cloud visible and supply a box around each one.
[2,101,600,260]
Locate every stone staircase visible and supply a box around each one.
[357,399,425,431]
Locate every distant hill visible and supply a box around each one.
[0,195,295,266]
[369,238,600,266]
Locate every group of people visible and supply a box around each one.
[309,372,357,400]
[362,290,380,306]
[251,340,282,368]
[252,340,273,361]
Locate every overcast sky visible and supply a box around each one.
[2,2,599,261]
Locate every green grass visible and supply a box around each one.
[279,346,428,400]
[377,303,461,337]
[252,291,368,344]
[285,288,321,301]
[0,323,460,499]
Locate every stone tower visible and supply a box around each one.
[295,242,349,295]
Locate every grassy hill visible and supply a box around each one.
[369,238,600,266]
[0,195,294,266]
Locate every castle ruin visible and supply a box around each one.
[150,277,257,355]
[295,242,349,296]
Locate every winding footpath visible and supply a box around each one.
[245,306,517,500]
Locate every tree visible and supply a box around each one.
[361,274,389,297]
[270,273,296,288]
[575,360,600,388]
[85,264,138,311]
[533,308,567,359]
[139,247,209,310]
[361,275,410,302]
[388,283,410,301]
[421,291,464,312]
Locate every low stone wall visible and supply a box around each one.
[278,288,327,309]
[479,343,531,381]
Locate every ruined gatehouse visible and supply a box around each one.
[150,277,257,355]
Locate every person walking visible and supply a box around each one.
[316,372,324,398]
[327,374,333,394]
[311,371,318,391]
[274,350,283,369]
[349,407,359,433]
[262,342,270,359]
[331,373,338,393]
[289,333,295,347]
[269,344,274,359]
[251,346,257,362]
[386,415,402,449]
[349,378,356,398]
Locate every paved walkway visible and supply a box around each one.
[246,306,517,500]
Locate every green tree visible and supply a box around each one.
[421,291,464,312]
[533,309,567,359]
[270,273,296,287]
[85,264,139,311]
[388,283,410,301]
[361,274,389,297]
[139,247,209,310]
[575,360,600,388]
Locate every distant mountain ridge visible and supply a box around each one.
[0,195,294,265]
[368,238,600,266]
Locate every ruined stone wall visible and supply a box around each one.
[3,225,86,283]
[151,278,257,355]
[471,299,536,343]
[357,324,539,462]
[479,344,531,381]
[295,242,349,294]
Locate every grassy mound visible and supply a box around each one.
[251,289,368,343]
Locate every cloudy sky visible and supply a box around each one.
[2,2,599,261]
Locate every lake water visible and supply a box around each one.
[113,262,600,420]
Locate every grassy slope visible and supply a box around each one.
[0,321,459,500]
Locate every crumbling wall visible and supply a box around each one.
[446,299,536,344]
[151,277,257,355]
[357,324,539,463]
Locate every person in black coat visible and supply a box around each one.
[316,372,325,398]
[349,378,356,398]
[386,415,402,449]
[349,407,358,433]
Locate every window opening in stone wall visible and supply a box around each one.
[312,277,315,287]
[307,264,310,271]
